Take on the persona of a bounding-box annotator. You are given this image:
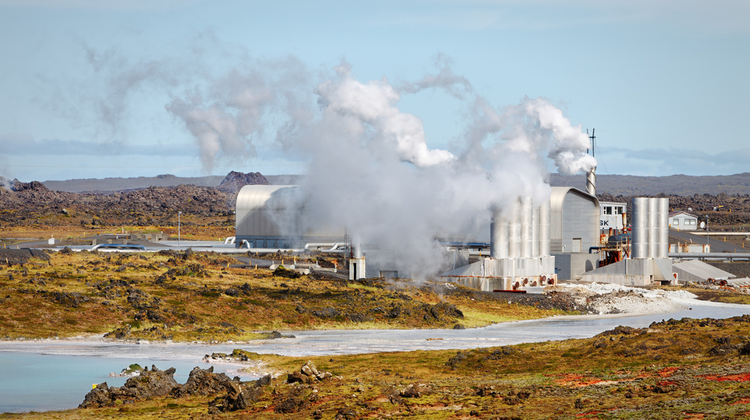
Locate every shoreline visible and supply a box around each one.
[1,293,746,358]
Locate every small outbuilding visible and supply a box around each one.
[599,201,627,232]
[669,211,699,231]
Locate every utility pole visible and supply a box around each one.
[706,215,709,246]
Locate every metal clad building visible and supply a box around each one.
[550,187,600,253]
[235,185,345,248]
[549,187,601,280]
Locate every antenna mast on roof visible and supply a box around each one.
[585,128,597,197]
[587,128,596,157]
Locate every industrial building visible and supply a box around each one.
[235,182,603,287]
[581,197,673,286]
[234,178,737,289]
[600,201,627,232]
[235,185,345,249]
[548,187,601,281]
[439,196,556,291]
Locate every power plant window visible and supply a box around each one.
[604,206,612,215]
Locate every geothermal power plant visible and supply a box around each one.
[234,168,739,291]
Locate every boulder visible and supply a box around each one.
[79,366,178,408]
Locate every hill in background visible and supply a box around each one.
[27,172,750,196]
[552,172,750,196]
[42,174,226,193]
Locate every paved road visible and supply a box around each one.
[669,229,747,253]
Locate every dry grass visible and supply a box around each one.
[0,251,568,341]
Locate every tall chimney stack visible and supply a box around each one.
[586,166,596,196]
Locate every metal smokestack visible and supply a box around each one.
[520,196,532,259]
[586,166,596,196]
[538,200,550,257]
[490,208,508,259]
[508,199,521,259]
[657,198,669,258]
[632,197,648,258]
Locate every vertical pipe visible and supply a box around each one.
[631,197,648,258]
[657,197,669,258]
[647,198,658,259]
[539,200,550,257]
[353,237,362,259]
[490,212,499,259]
[521,196,532,259]
[531,200,540,258]
[508,198,521,259]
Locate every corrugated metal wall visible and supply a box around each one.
[561,190,598,253]
[550,187,599,253]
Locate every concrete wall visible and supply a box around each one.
[553,252,600,281]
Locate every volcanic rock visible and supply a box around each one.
[216,171,269,193]
[79,365,179,408]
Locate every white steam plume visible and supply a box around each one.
[166,58,595,277]
[313,63,455,167]
[166,58,311,173]
[399,54,473,100]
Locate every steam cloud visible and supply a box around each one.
[167,57,596,277]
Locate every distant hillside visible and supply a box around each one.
[43,174,226,193]
[38,172,750,196]
[43,173,294,192]
[550,173,750,196]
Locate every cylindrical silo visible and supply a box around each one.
[539,200,550,257]
[531,201,540,258]
[657,198,669,258]
[631,197,648,258]
[647,198,658,259]
[520,196,532,259]
[490,208,509,259]
[508,198,521,259]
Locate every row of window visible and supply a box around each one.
[672,218,696,225]
[602,206,625,215]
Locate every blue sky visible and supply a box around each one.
[0,0,748,182]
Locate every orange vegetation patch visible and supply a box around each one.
[576,410,601,418]
[658,381,678,387]
[731,397,750,406]
[683,413,706,420]
[550,373,634,388]
[552,374,604,387]
[658,367,680,377]
[702,373,750,382]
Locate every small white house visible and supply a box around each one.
[599,201,627,232]
[669,211,699,231]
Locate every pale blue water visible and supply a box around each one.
[0,352,218,413]
[1,299,749,413]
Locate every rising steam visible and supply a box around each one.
[167,58,595,277]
